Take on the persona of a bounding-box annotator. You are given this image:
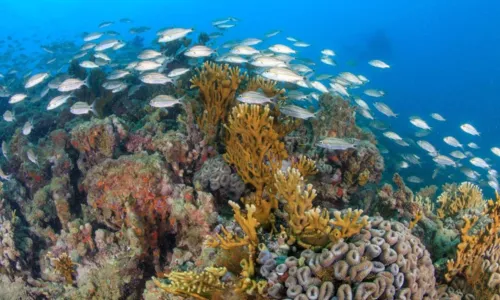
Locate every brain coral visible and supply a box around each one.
[261,217,437,299]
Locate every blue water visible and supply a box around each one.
[2,0,500,193]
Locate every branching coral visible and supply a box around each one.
[445,194,500,298]
[329,208,369,241]
[153,266,227,299]
[190,62,246,144]
[48,252,77,285]
[224,103,288,225]
[437,182,485,219]
[206,201,259,252]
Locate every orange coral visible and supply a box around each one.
[49,252,77,285]
[437,182,485,219]
[329,208,369,242]
[446,193,500,298]
[223,103,288,225]
[190,62,246,144]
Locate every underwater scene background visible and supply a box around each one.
[0,0,500,299]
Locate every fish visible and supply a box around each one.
[407,176,423,184]
[236,91,276,104]
[107,70,130,80]
[450,151,467,159]
[250,56,287,68]
[433,155,457,167]
[135,60,162,72]
[22,120,33,135]
[95,39,120,51]
[0,166,11,181]
[364,89,385,97]
[3,111,15,122]
[491,147,500,157]
[470,157,490,169]
[139,72,173,85]
[287,90,308,101]
[1,141,8,161]
[98,21,114,28]
[70,101,96,115]
[398,161,410,169]
[443,136,463,148]
[329,82,349,97]
[320,56,336,66]
[94,52,111,61]
[460,123,480,136]
[383,131,403,141]
[279,105,318,119]
[321,49,335,56]
[265,30,281,38]
[167,68,190,78]
[230,45,259,56]
[368,60,390,69]
[339,72,363,85]
[359,109,374,120]
[27,149,39,166]
[138,49,162,60]
[315,74,333,81]
[294,42,310,47]
[468,142,480,149]
[409,117,431,130]
[47,94,73,110]
[83,32,103,42]
[369,120,388,131]
[417,140,437,156]
[489,180,500,191]
[262,67,305,84]
[317,138,357,150]
[9,93,28,104]
[415,130,430,138]
[431,113,446,121]
[374,102,397,117]
[402,154,421,165]
[310,81,329,93]
[184,45,216,58]
[240,38,262,46]
[25,72,49,88]
[269,44,296,54]
[150,95,184,108]
[79,61,99,69]
[220,55,248,64]
[58,77,88,92]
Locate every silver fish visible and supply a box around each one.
[280,105,318,119]
[167,68,190,78]
[374,102,397,117]
[184,45,215,58]
[433,155,456,167]
[2,141,8,161]
[317,138,357,150]
[150,95,184,108]
[461,123,480,136]
[431,113,446,121]
[368,59,390,68]
[407,176,423,184]
[22,120,33,135]
[444,136,463,148]
[3,110,15,122]
[364,89,385,97]
[139,73,172,85]
[9,93,28,104]
[470,157,490,169]
[70,102,95,115]
[236,91,276,104]
[25,72,49,88]
[58,78,88,92]
[47,94,73,110]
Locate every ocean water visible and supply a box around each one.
[0,0,500,298]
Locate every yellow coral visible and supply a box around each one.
[48,252,77,285]
[437,182,485,219]
[357,169,370,186]
[446,193,500,298]
[223,103,288,225]
[190,62,247,144]
[291,155,318,178]
[244,76,285,99]
[329,208,369,242]
[409,209,423,229]
[153,267,227,299]
[206,201,259,251]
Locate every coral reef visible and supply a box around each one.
[70,115,128,173]
[437,182,485,219]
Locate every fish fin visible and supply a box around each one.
[83,74,91,88]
